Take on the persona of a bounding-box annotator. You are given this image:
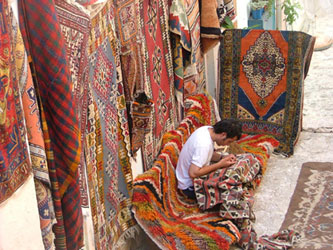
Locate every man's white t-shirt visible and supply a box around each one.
[176,126,214,190]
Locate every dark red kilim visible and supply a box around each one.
[18,0,83,249]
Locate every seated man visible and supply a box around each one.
[176,119,242,199]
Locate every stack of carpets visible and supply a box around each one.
[132,93,287,250]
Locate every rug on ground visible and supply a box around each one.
[280,162,333,250]
[218,29,315,156]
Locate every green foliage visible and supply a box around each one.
[221,16,235,29]
[250,0,267,10]
[250,0,275,17]
[265,0,275,18]
[281,0,301,27]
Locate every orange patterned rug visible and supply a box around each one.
[280,162,333,250]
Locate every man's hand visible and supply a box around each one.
[189,154,237,179]
[218,154,236,168]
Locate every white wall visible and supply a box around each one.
[0,175,44,250]
[237,0,252,28]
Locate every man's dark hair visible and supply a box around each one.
[212,119,242,140]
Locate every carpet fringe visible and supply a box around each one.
[132,212,168,250]
[112,224,141,250]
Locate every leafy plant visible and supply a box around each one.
[281,0,301,28]
[250,0,275,17]
[265,0,275,18]
[221,16,235,29]
[250,0,267,10]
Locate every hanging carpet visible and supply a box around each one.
[18,0,83,248]
[200,0,236,54]
[11,13,56,250]
[86,1,138,249]
[170,0,206,115]
[218,29,315,156]
[139,0,177,170]
[0,0,32,204]
[114,0,177,168]
[54,0,91,208]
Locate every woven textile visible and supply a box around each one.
[200,0,221,54]
[0,1,32,203]
[114,0,144,101]
[86,2,137,248]
[280,162,333,249]
[132,94,241,250]
[194,153,263,217]
[170,0,206,110]
[130,94,154,154]
[75,0,98,6]
[194,138,300,249]
[139,0,177,169]
[218,29,315,156]
[55,0,91,208]
[18,0,83,248]
[114,0,176,167]
[217,0,236,25]
[85,87,107,249]
[12,15,56,249]
[200,0,236,53]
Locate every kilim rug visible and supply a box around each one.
[0,0,32,203]
[280,162,333,250]
[114,0,177,167]
[86,2,138,249]
[194,150,300,250]
[139,0,177,170]
[114,0,145,102]
[170,0,206,117]
[55,0,91,208]
[217,0,236,26]
[18,0,83,248]
[218,29,316,156]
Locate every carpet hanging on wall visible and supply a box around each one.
[115,0,177,169]
[86,1,138,248]
[0,0,32,204]
[55,0,91,209]
[18,0,84,248]
[139,0,177,170]
[11,13,56,249]
[218,29,315,156]
[170,0,206,117]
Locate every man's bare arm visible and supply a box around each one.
[189,154,236,179]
